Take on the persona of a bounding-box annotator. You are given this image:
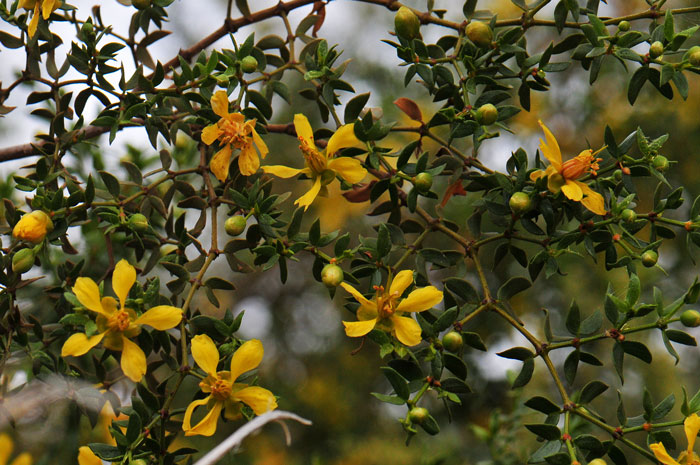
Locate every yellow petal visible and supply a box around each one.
[201,124,222,145]
[342,318,377,337]
[78,446,102,465]
[326,124,361,157]
[685,413,700,455]
[61,331,106,357]
[294,177,322,211]
[230,339,264,382]
[252,128,268,158]
[210,145,232,182]
[261,165,305,178]
[120,336,147,382]
[238,142,260,176]
[396,286,443,312]
[133,305,182,330]
[19,0,36,9]
[233,386,278,415]
[0,433,13,465]
[650,442,681,465]
[327,157,367,184]
[112,259,136,309]
[575,181,607,215]
[73,277,108,316]
[357,304,379,321]
[340,282,374,308]
[185,399,222,437]
[42,0,57,19]
[537,120,562,169]
[27,5,39,38]
[182,397,210,434]
[8,453,31,465]
[391,315,422,346]
[529,169,546,182]
[389,270,414,297]
[560,180,583,201]
[211,91,230,118]
[191,334,220,376]
[293,114,314,147]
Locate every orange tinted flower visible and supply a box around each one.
[12,210,53,243]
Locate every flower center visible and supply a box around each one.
[560,151,601,180]
[299,137,327,174]
[374,285,399,319]
[218,118,253,148]
[210,378,232,401]
[107,310,132,332]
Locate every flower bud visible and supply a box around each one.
[649,41,664,58]
[408,407,429,424]
[12,248,36,274]
[241,56,258,73]
[680,310,700,327]
[225,216,247,236]
[618,21,630,32]
[81,20,95,40]
[128,213,149,232]
[466,21,493,47]
[442,331,463,353]
[689,46,700,66]
[394,6,421,41]
[641,250,658,267]
[652,155,669,172]
[132,0,151,9]
[588,460,607,465]
[476,103,498,125]
[321,263,344,287]
[620,209,637,223]
[509,192,532,214]
[613,169,622,181]
[13,210,53,243]
[414,172,433,193]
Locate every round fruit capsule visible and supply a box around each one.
[240,56,258,73]
[132,0,151,9]
[649,41,664,58]
[394,6,421,41]
[618,21,630,32]
[680,309,700,327]
[466,21,493,47]
[652,155,669,172]
[620,209,637,223]
[321,263,344,287]
[509,192,532,214]
[128,213,149,232]
[641,250,658,267]
[408,407,429,424]
[225,216,247,236]
[442,331,464,353]
[414,172,433,193]
[476,103,498,125]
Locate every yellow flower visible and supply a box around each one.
[0,434,31,465]
[182,335,277,437]
[650,413,700,465]
[61,259,183,382]
[530,120,606,216]
[77,447,101,465]
[12,210,53,243]
[261,114,367,211]
[201,90,269,180]
[19,0,60,38]
[340,270,443,346]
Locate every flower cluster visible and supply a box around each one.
[19,0,60,38]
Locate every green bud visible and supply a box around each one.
[466,21,493,47]
[613,169,622,181]
[618,21,630,32]
[509,192,532,214]
[129,460,148,465]
[649,41,664,58]
[225,216,247,236]
[588,460,607,465]
[394,6,421,41]
[321,263,344,287]
[476,103,498,125]
[408,407,429,424]
[652,155,669,172]
[240,56,258,73]
[12,248,36,274]
[621,209,637,223]
[81,21,95,39]
[641,250,658,267]
[688,46,700,66]
[680,309,700,327]
[442,331,464,353]
[132,0,151,9]
[128,213,149,232]
[414,172,433,193]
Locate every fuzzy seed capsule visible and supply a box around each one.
[466,21,493,47]
[241,56,258,73]
[649,41,664,58]
[618,21,630,32]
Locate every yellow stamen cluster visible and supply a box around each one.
[108,310,132,332]
[299,136,326,174]
[218,118,255,149]
[209,379,232,401]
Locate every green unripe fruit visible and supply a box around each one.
[613,169,622,181]
[128,213,149,232]
[129,460,148,465]
[621,209,637,223]
[649,41,664,58]
[408,407,429,424]
[466,21,493,47]
[442,331,464,353]
[476,103,498,125]
[618,21,630,32]
[81,21,95,39]
[12,248,35,274]
[240,56,258,73]
[680,309,700,327]
[689,46,700,66]
[509,191,532,214]
[321,263,344,287]
[132,0,151,9]
[652,155,669,172]
[414,172,433,193]
[394,6,421,41]
[641,250,658,267]
[225,216,247,236]
[588,460,607,465]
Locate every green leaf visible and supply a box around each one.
[665,329,697,346]
[628,67,648,105]
[443,278,480,303]
[621,340,652,363]
[566,300,580,335]
[380,366,410,400]
[497,276,531,300]
[433,307,458,332]
[88,444,123,461]
[524,423,561,441]
[564,350,579,385]
[580,380,609,403]
[512,358,534,388]
[370,392,405,405]
[344,92,370,123]
[376,223,391,258]
[443,353,468,380]
[497,346,534,360]
[626,274,640,306]
[99,170,121,198]
[525,396,560,414]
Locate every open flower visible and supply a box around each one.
[77,447,101,465]
[530,120,606,215]
[650,413,700,465]
[262,114,367,211]
[12,210,53,243]
[61,259,183,382]
[201,90,269,181]
[182,335,277,436]
[0,434,31,465]
[340,270,443,346]
[19,0,60,38]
